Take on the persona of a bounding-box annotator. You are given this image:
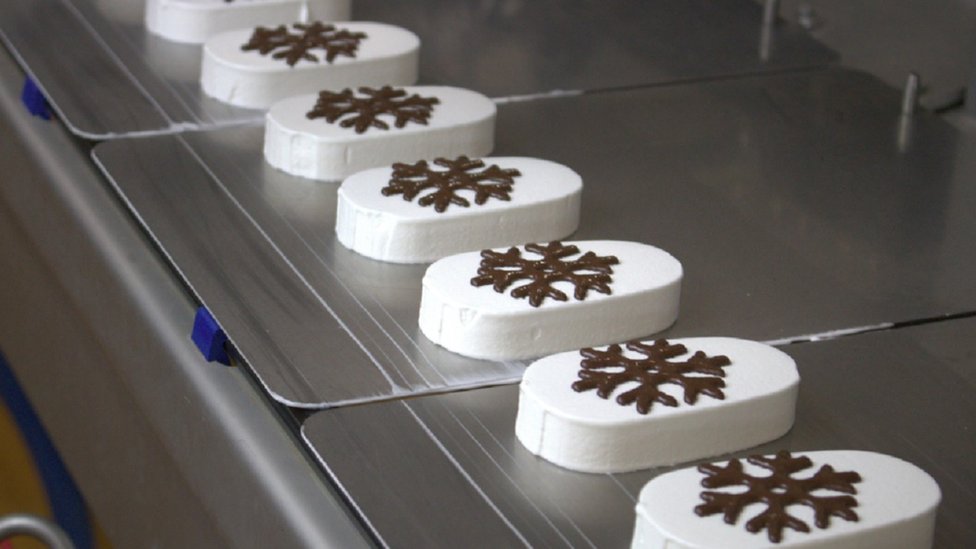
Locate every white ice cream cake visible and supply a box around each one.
[265,85,495,181]
[202,21,419,109]
[336,156,582,263]
[419,240,681,360]
[515,337,799,472]
[633,450,940,548]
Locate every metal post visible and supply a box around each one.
[966,47,976,117]
[898,72,920,152]
[760,0,781,62]
[901,72,920,116]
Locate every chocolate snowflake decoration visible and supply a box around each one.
[571,339,731,414]
[695,451,862,543]
[381,156,521,213]
[241,22,366,66]
[306,86,439,134]
[470,242,619,307]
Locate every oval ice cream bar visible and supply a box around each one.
[335,157,582,263]
[202,22,420,109]
[264,85,495,181]
[633,450,940,548]
[146,0,351,44]
[418,240,681,360]
[515,337,799,473]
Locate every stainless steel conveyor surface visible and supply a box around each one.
[93,68,976,409]
[0,0,835,139]
[2,1,974,547]
[304,318,976,547]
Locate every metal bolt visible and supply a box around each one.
[901,72,920,116]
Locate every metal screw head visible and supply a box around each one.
[797,4,820,31]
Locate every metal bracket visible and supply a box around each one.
[20,77,51,120]
[0,514,74,549]
[191,306,231,365]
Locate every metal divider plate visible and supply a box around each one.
[0,0,262,138]
[0,0,834,138]
[92,69,976,408]
[302,318,976,547]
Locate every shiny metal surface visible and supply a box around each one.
[0,0,262,138]
[303,318,976,547]
[0,48,369,547]
[775,0,976,110]
[93,130,525,407]
[0,0,834,138]
[0,515,74,549]
[95,68,976,408]
[492,69,976,343]
[354,0,837,97]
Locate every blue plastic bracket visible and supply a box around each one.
[21,77,51,120]
[191,306,231,365]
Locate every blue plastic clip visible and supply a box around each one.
[21,77,51,120]
[191,306,230,365]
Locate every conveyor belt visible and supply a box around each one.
[0,0,835,138]
[93,68,976,408]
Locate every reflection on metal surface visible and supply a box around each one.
[304,320,976,547]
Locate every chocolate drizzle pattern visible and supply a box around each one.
[571,339,731,414]
[306,86,439,133]
[695,451,862,543]
[470,242,618,307]
[241,22,366,66]
[381,156,521,212]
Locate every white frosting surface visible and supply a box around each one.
[201,22,419,109]
[146,0,351,44]
[419,240,681,360]
[634,450,940,548]
[335,157,582,263]
[515,337,799,473]
[264,86,496,181]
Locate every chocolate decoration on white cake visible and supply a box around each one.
[695,451,861,543]
[306,86,439,133]
[572,339,731,414]
[241,22,366,66]
[381,156,521,213]
[470,242,619,307]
